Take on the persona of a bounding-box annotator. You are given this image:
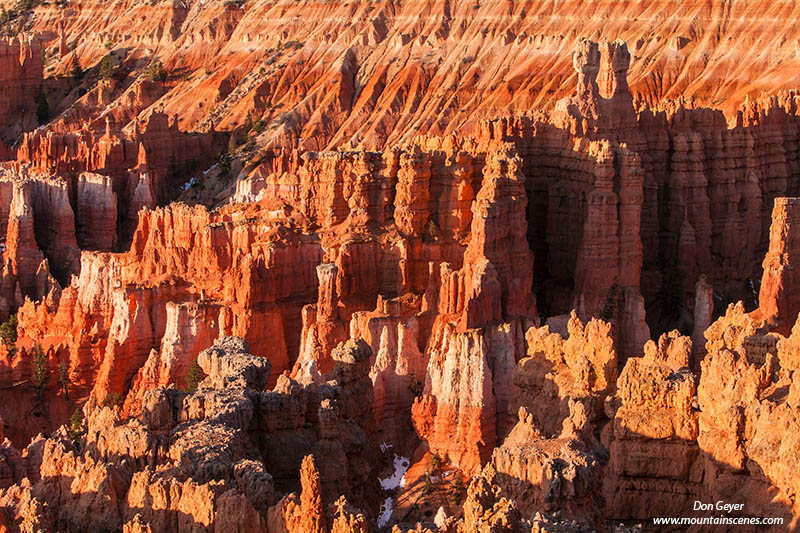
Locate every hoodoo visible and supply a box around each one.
[1,0,800,530]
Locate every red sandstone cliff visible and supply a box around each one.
[0,36,42,142]
[1,3,800,531]
[13,0,800,150]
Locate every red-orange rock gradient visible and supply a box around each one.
[18,0,800,149]
[3,4,800,530]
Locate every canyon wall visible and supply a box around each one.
[15,0,800,151]
[1,1,800,529]
[6,35,800,470]
[237,37,800,354]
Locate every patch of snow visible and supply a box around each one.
[434,507,449,529]
[379,454,410,491]
[377,497,393,528]
[181,177,196,191]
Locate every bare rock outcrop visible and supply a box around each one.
[0,336,383,532]
[511,312,617,438]
[603,331,700,520]
[756,197,800,333]
[490,405,601,527]
[458,463,526,533]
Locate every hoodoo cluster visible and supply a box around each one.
[0,0,799,530]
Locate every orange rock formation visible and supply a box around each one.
[1,2,800,531]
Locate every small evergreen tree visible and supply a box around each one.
[423,219,440,243]
[452,477,465,505]
[227,132,239,154]
[599,280,619,321]
[0,314,17,352]
[30,345,48,397]
[147,59,166,82]
[102,392,124,408]
[99,54,114,80]
[422,471,432,496]
[252,116,264,134]
[217,151,231,177]
[57,361,70,399]
[67,408,85,443]
[70,54,84,81]
[408,373,423,397]
[184,360,204,392]
[430,452,442,471]
[35,86,49,125]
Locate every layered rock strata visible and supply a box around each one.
[2,11,800,532]
[15,0,800,150]
[0,36,43,142]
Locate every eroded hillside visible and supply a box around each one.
[0,1,799,531]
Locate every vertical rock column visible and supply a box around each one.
[76,172,117,251]
[393,146,431,235]
[295,263,347,380]
[691,277,713,366]
[3,176,79,302]
[617,146,650,359]
[757,197,800,333]
[412,145,535,472]
[458,145,535,330]
[572,142,619,318]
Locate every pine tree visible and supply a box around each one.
[71,54,84,81]
[67,408,85,443]
[0,314,17,351]
[408,373,423,397]
[227,132,239,154]
[99,54,114,80]
[57,361,70,399]
[102,392,124,408]
[599,281,619,321]
[30,345,48,398]
[217,151,231,177]
[147,59,166,82]
[184,360,204,392]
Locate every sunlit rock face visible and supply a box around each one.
[2,3,800,530]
